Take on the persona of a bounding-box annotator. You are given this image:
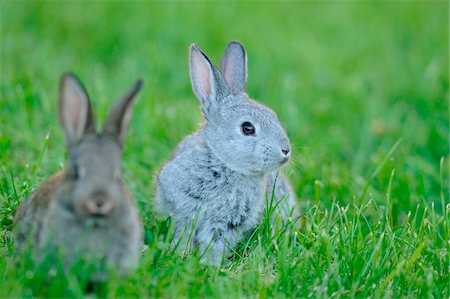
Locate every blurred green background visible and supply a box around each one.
[0,1,449,297]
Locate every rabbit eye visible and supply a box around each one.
[72,163,79,180]
[241,122,255,136]
[71,163,85,180]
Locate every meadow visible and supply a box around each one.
[0,1,449,298]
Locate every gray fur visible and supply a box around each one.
[156,42,297,265]
[14,73,143,278]
[221,41,248,95]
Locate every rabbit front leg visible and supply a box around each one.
[172,222,197,256]
[266,171,298,220]
[196,222,242,266]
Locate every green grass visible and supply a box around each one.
[1,1,449,298]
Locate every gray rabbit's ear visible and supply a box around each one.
[59,73,96,145]
[220,41,247,95]
[190,44,229,115]
[103,79,143,148]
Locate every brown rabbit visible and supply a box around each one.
[14,73,143,278]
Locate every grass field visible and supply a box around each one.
[1,1,449,298]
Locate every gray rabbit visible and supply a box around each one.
[14,73,143,278]
[156,42,296,265]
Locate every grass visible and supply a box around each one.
[1,1,449,298]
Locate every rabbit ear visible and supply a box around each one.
[103,79,143,148]
[190,44,229,115]
[59,73,96,145]
[220,41,247,95]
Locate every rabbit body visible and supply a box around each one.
[14,74,143,277]
[15,172,65,250]
[16,170,142,274]
[156,42,296,265]
[157,132,267,264]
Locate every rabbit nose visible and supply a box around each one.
[84,191,115,216]
[281,148,290,156]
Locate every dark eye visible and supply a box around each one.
[70,163,79,180]
[241,122,255,136]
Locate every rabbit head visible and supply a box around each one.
[189,42,291,176]
[55,73,142,222]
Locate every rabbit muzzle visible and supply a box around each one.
[277,137,291,164]
[82,191,116,217]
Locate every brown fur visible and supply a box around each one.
[13,73,144,278]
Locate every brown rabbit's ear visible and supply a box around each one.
[59,73,96,145]
[103,79,143,148]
